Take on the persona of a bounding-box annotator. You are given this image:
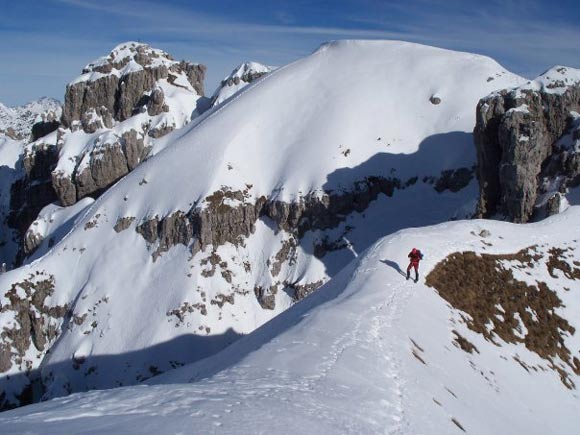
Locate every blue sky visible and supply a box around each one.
[1,0,579,106]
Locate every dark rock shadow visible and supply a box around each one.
[323,131,472,191]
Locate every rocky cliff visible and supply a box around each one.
[61,42,205,128]
[474,66,580,222]
[5,42,207,264]
[51,42,206,206]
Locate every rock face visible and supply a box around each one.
[8,143,59,256]
[54,129,148,206]
[49,42,206,205]
[14,41,206,222]
[62,42,205,128]
[474,66,580,222]
[135,176,408,263]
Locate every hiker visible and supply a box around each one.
[406,248,423,282]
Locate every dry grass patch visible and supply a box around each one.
[452,330,479,354]
[547,247,580,280]
[426,247,579,388]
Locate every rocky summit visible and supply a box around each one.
[3,42,208,269]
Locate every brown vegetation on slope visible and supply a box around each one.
[426,246,580,388]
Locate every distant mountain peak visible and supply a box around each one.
[210,61,275,107]
[0,97,62,141]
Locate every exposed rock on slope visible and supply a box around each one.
[474,66,580,222]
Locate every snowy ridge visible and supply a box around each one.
[1,207,578,434]
[483,65,580,101]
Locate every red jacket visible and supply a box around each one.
[408,249,423,265]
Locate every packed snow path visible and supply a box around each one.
[1,211,579,434]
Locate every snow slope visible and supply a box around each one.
[1,207,578,434]
[0,40,527,405]
[143,40,524,209]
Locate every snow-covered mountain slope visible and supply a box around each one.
[0,97,61,140]
[210,61,275,107]
[0,40,528,408]
[1,207,578,434]
[144,40,523,206]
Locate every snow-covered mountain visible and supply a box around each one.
[2,42,207,271]
[0,96,62,268]
[1,208,578,434]
[0,97,61,141]
[37,41,207,207]
[0,40,530,409]
[210,61,275,107]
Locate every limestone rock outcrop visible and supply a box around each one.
[474,66,580,222]
[62,42,205,129]
[52,129,148,206]
[20,42,206,210]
